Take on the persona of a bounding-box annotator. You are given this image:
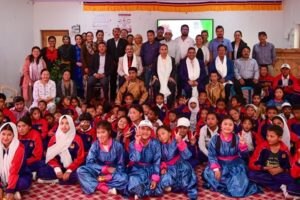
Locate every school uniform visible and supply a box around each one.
[19,129,44,172]
[0,123,32,194]
[248,141,300,194]
[31,118,48,141]
[290,154,300,196]
[255,119,272,146]
[37,115,85,185]
[160,139,198,200]
[76,127,96,156]
[155,103,168,122]
[77,139,128,195]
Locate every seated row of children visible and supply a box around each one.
[0,89,300,199]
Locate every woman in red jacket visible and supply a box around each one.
[0,122,32,200]
[37,115,84,185]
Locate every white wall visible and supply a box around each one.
[33,2,285,50]
[0,0,34,91]
[283,0,300,48]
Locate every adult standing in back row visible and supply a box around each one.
[140,30,160,89]
[107,28,128,101]
[252,31,276,76]
[209,25,233,62]
[175,24,194,96]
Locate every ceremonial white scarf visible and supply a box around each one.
[45,115,76,168]
[273,115,291,150]
[157,55,172,98]
[123,54,137,76]
[215,56,228,79]
[0,123,20,184]
[186,58,200,98]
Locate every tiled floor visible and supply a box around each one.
[22,166,285,200]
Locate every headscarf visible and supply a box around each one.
[272,115,291,150]
[0,123,20,184]
[45,115,76,168]
[188,97,200,132]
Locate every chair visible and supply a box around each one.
[93,82,104,99]
[0,85,19,105]
[230,85,253,104]
[241,86,253,104]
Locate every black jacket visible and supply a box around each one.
[106,38,128,63]
[231,40,248,60]
[89,53,114,77]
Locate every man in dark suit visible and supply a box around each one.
[87,42,114,102]
[106,27,128,101]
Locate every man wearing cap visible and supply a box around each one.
[233,46,261,99]
[115,67,148,105]
[155,26,165,42]
[160,29,181,65]
[273,63,298,96]
[252,31,276,76]
[176,117,200,167]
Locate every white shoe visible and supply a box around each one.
[32,172,37,181]
[14,191,22,200]
[37,178,59,184]
[164,186,172,192]
[108,188,117,195]
[280,184,298,199]
[134,195,139,200]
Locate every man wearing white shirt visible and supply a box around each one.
[87,42,114,102]
[175,24,195,60]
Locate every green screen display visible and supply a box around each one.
[157,19,214,41]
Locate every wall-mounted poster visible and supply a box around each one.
[118,13,132,33]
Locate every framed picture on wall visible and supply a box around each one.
[41,30,69,48]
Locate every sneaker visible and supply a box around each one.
[108,188,117,195]
[134,195,139,200]
[14,191,22,200]
[32,172,37,181]
[164,186,172,192]
[37,178,59,184]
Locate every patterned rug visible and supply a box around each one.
[22,166,285,200]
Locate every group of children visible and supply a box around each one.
[0,89,300,200]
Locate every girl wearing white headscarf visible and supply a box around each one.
[188,97,200,133]
[37,115,85,185]
[272,115,291,149]
[0,122,31,200]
